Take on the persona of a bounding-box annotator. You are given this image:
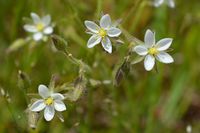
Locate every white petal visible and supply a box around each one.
[144,55,155,71]
[43,26,53,34]
[84,21,100,33]
[23,25,37,32]
[44,106,55,121]
[87,34,101,48]
[54,100,66,111]
[134,45,148,56]
[38,85,50,98]
[154,0,164,7]
[42,15,51,26]
[156,52,174,63]
[144,29,155,48]
[100,14,111,29]
[30,100,46,112]
[33,32,43,41]
[167,0,175,8]
[51,93,65,100]
[107,27,121,37]
[156,38,173,51]
[101,37,112,53]
[31,12,41,24]
[86,31,94,35]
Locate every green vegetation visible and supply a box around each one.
[0,0,200,132]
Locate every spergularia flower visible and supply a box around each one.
[84,14,122,53]
[134,29,174,71]
[24,12,53,41]
[186,125,192,133]
[153,0,175,8]
[30,85,66,121]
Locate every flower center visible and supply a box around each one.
[45,97,54,105]
[36,23,45,31]
[98,28,107,38]
[148,47,158,55]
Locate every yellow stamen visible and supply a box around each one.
[98,28,107,38]
[45,97,54,105]
[148,47,158,55]
[36,23,44,31]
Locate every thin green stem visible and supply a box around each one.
[122,0,142,25]
[4,97,21,133]
[95,0,102,19]
[64,49,80,66]
[63,0,84,29]
[129,0,147,32]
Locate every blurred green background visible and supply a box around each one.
[0,0,200,132]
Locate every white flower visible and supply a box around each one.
[84,14,122,53]
[24,12,53,41]
[186,125,192,133]
[30,84,66,121]
[134,29,174,71]
[153,0,175,8]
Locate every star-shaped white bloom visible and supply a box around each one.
[154,0,175,8]
[134,29,174,71]
[84,14,122,53]
[24,12,54,41]
[30,85,66,121]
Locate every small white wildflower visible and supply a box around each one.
[84,14,122,53]
[0,88,5,96]
[24,12,53,41]
[186,125,192,133]
[134,29,174,71]
[153,0,175,8]
[30,84,66,121]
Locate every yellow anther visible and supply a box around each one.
[98,28,107,38]
[148,47,158,55]
[36,23,44,31]
[45,97,54,105]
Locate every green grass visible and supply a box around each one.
[0,0,200,132]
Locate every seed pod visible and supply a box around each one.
[51,34,68,52]
[26,108,40,129]
[114,57,131,86]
